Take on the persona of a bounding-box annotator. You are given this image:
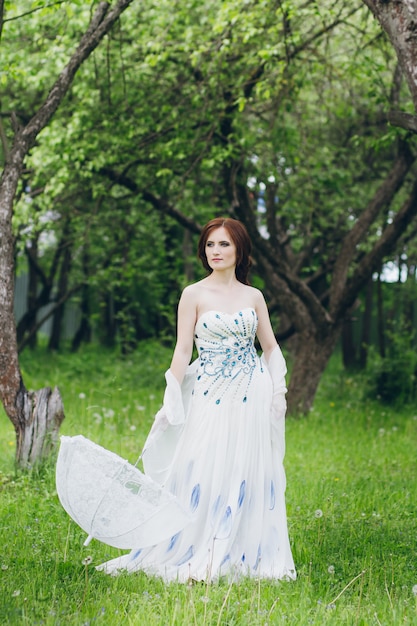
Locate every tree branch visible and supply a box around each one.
[3,1,65,23]
[20,1,119,146]
[336,179,417,318]
[98,165,202,234]
[0,116,9,160]
[142,191,202,235]
[387,110,417,133]
[329,140,415,312]
[0,0,5,42]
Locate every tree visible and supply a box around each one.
[0,0,134,467]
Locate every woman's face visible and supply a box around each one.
[205,226,237,272]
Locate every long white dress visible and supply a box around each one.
[97,308,296,582]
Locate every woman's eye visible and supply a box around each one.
[221,242,230,247]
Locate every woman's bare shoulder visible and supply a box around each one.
[243,284,265,302]
[179,280,209,305]
[182,280,207,297]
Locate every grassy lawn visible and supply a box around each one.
[0,343,416,625]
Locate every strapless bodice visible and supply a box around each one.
[193,308,260,405]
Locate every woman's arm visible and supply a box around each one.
[169,286,198,384]
[255,290,279,363]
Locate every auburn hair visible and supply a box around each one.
[197,217,252,285]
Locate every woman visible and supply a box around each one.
[96,217,296,582]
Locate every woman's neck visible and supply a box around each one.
[205,269,239,288]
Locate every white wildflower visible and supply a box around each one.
[93,412,102,424]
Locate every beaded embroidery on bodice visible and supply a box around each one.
[193,308,260,405]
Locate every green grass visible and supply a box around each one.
[0,344,416,625]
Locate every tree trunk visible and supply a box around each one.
[183,228,195,283]
[342,315,357,369]
[26,238,39,349]
[376,271,386,358]
[286,326,341,415]
[0,0,134,467]
[48,224,72,351]
[71,297,92,351]
[16,386,65,468]
[71,248,92,351]
[359,278,373,367]
[403,260,416,333]
[17,247,53,346]
[102,291,117,347]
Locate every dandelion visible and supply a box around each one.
[82,556,93,566]
[314,509,323,519]
[412,584,417,596]
[136,405,145,411]
[1,564,8,570]
[130,425,137,431]
[328,565,335,574]
[378,428,385,436]
[200,596,210,604]
[326,603,336,610]
[79,392,86,399]
[93,412,102,424]
[12,590,20,597]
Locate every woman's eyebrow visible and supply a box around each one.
[207,239,230,244]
